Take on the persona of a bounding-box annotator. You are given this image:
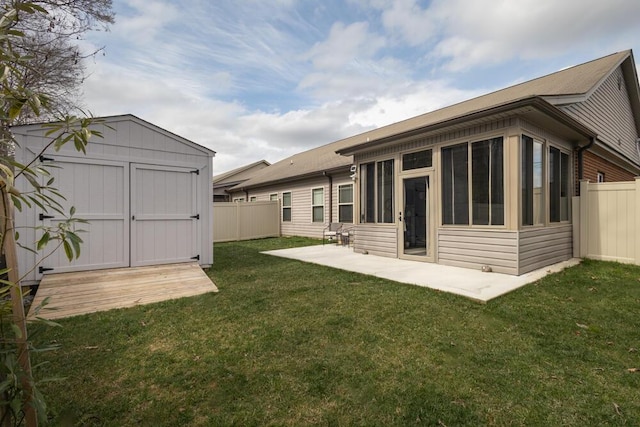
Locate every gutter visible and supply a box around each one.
[233,165,349,193]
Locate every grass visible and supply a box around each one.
[31,237,640,426]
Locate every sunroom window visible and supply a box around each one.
[472,137,504,225]
[522,135,544,226]
[549,147,570,222]
[360,159,394,223]
[442,143,469,225]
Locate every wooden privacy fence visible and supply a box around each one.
[573,178,640,264]
[213,201,280,242]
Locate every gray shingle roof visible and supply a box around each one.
[235,50,632,190]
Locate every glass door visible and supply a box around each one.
[400,175,431,260]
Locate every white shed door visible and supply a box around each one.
[38,158,129,273]
[130,164,199,267]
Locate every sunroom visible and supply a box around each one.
[337,97,596,275]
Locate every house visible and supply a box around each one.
[229,138,357,238]
[12,114,215,286]
[238,50,640,275]
[212,159,270,202]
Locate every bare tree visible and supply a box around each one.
[5,0,115,122]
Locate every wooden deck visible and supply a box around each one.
[27,262,218,320]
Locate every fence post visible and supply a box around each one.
[572,195,580,258]
[578,180,589,258]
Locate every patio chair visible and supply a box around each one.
[338,226,354,247]
[323,222,343,245]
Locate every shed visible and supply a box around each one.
[13,114,215,286]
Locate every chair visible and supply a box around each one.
[338,226,354,247]
[323,223,343,245]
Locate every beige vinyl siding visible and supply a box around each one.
[244,176,330,238]
[438,229,518,274]
[561,67,639,163]
[518,225,573,274]
[353,225,397,258]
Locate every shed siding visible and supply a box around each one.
[437,229,518,274]
[13,116,213,285]
[562,67,639,163]
[353,225,397,258]
[518,225,573,274]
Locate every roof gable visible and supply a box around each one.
[11,114,216,158]
[213,160,270,185]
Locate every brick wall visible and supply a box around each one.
[575,150,636,194]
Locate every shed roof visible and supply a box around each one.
[11,114,216,157]
[235,50,634,190]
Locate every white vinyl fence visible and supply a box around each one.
[213,201,280,242]
[573,178,640,264]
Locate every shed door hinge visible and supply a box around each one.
[191,255,200,261]
[191,169,200,175]
[39,266,54,274]
[39,213,55,221]
[39,155,54,162]
[190,214,200,220]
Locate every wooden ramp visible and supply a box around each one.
[27,262,218,320]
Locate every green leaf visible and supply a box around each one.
[37,232,50,250]
[63,240,73,261]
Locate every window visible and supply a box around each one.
[472,137,504,225]
[282,192,292,222]
[442,143,469,225]
[377,160,394,223]
[549,147,570,222]
[597,172,605,183]
[233,197,245,202]
[360,160,394,223]
[249,196,257,202]
[312,188,324,222]
[402,149,432,170]
[522,135,544,226]
[338,184,353,223]
[361,162,375,223]
[269,193,278,201]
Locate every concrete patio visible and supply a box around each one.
[263,245,580,302]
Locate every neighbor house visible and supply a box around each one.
[234,50,640,275]
[212,159,270,202]
[229,138,357,238]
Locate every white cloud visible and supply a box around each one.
[74,0,640,176]
[116,0,179,45]
[304,22,385,70]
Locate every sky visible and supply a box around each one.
[77,0,640,175]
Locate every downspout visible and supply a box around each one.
[323,171,333,222]
[244,190,249,201]
[577,136,596,193]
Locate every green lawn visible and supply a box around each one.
[32,237,640,426]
